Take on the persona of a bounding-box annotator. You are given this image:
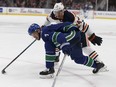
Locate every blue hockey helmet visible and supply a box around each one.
[28,23,40,35]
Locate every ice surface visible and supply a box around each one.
[0,15,116,87]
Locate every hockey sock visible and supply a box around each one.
[46,54,56,68]
[84,57,97,68]
[89,51,98,60]
[73,55,97,68]
[83,47,101,62]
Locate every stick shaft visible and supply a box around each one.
[52,54,67,87]
[2,39,36,71]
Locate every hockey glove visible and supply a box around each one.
[88,33,103,46]
[60,42,71,55]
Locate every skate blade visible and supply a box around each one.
[98,66,109,73]
[39,74,54,79]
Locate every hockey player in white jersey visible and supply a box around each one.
[43,2,104,64]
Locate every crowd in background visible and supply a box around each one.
[0,0,116,11]
[0,0,47,8]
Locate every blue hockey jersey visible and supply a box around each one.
[42,22,81,47]
[41,22,81,68]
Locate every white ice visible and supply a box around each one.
[0,15,116,87]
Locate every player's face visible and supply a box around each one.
[31,29,41,40]
[54,10,64,19]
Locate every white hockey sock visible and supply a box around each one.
[82,47,102,62]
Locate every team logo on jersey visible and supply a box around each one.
[44,34,49,37]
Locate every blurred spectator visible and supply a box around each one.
[14,0,26,7]
[65,0,73,9]
[109,0,116,11]
[50,0,55,8]
[6,0,14,7]
[26,0,39,8]
[0,0,7,7]
[38,0,46,8]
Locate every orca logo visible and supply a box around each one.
[44,34,49,37]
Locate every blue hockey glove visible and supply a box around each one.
[60,42,71,55]
[89,33,103,46]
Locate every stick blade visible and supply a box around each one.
[1,70,6,74]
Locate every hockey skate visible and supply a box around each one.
[39,68,55,79]
[93,62,108,74]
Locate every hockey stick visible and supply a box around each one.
[52,39,80,87]
[1,39,36,74]
[52,54,67,87]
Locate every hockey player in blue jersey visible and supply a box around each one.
[28,22,106,78]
